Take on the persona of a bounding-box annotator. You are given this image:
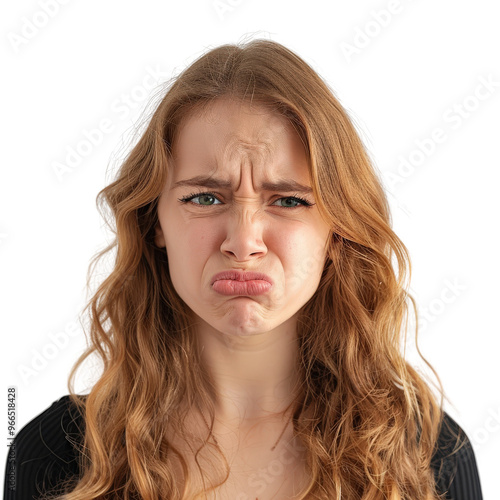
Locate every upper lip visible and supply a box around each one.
[211,269,274,286]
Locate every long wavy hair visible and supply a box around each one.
[48,38,460,499]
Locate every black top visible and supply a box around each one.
[3,395,484,499]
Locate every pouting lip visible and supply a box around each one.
[211,269,274,286]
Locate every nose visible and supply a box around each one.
[219,208,268,262]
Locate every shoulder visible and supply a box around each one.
[3,394,86,500]
[431,411,483,500]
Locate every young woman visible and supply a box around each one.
[4,39,483,499]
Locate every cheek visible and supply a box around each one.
[277,225,328,288]
[281,224,326,262]
[163,216,219,279]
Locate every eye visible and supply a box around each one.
[177,191,314,209]
[178,191,223,206]
[271,196,313,209]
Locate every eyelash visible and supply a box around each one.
[177,191,313,209]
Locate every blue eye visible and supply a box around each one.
[178,191,313,209]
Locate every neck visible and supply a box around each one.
[193,315,303,425]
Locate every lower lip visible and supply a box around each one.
[212,279,272,296]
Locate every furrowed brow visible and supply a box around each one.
[173,175,313,194]
[173,176,232,190]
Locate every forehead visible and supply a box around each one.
[170,98,309,180]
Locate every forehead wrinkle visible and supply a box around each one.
[217,136,273,193]
[221,135,272,163]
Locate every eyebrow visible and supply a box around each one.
[172,175,313,194]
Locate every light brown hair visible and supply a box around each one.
[49,38,461,499]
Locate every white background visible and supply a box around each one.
[1,0,499,497]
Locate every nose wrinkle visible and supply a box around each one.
[228,204,264,229]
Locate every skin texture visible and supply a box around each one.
[154,97,330,430]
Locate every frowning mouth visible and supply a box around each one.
[210,269,273,296]
[210,269,273,286]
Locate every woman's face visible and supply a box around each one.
[155,98,331,337]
